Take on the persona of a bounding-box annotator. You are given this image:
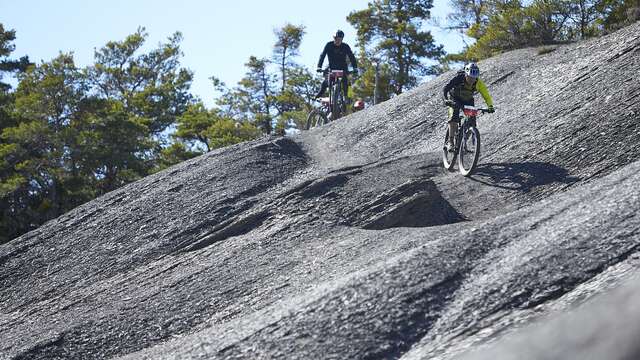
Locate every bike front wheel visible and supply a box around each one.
[305,109,329,130]
[458,126,481,176]
[442,127,456,171]
[331,86,344,120]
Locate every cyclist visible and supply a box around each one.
[315,30,359,103]
[443,63,495,151]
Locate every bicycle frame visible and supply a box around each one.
[455,107,484,152]
[326,69,346,119]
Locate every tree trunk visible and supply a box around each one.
[395,0,406,95]
[581,0,586,39]
[281,47,287,93]
[262,68,272,135]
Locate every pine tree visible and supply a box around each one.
[0,24,30,91]
[599,0,640,31]
[85,27,193,135]
[0,24,30,134]
[155,142,200,171]
[273,24,306,93]
[2,53,83,242]
[348,0,445,95]
[448,0,637,60]
[174,101,262,152]
[567,0,605,38]
[73,99,153,194]
[215,56,275,134]
[1,26,197,243]
[275,65,316,132]
[174,102,217,152]
[351,49,394,104]
[447,0,491,38]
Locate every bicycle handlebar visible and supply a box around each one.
[317,68,358,74]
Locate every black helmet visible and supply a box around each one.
[335,30,345,39]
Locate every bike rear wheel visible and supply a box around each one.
[458,126,481,176]
[331,84,344,120]
[305,109,329,130]
[442,127,456,171]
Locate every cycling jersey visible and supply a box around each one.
[317,41,358,72]
[443,72,493,107]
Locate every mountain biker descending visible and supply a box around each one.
[443,63,495,152]
[315,30,359,104]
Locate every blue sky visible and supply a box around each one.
[1,0,466,106]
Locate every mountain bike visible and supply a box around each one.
[442,105,492,176]
[305,68,349,129]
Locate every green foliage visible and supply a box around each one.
[449,0,640,60]
[1,53,84,240]
[155,142,201,171]
[213,23,317,133]
[0,24,30,91]
[174,101,260,152]
[205,119,261,150]
[525,0,573,44]
[271,24,315,132]
[0,24,35,243]
[274,65,315,132]
[0,116,57,242]
[1,27,197,243]
[447,0,490,35]
[351,52,394,104]
[273,24,306,92]
[85,27,193,135]
[1,23,31,139]
[348,0,445,95]
[460,0,575,59]
[599,0,640,31]
[15,53,86,129]
[175,102,217,151]
[464,0,529,59]
[74,101,154,193]
[566,0,606,38]
[216,56,275,133]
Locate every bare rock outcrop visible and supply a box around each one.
[1,22,639,360]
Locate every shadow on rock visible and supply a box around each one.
[470,162,580,192]
[348,177,466,230]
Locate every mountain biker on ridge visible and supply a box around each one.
[443,63,495,152]
[315,30,359,103]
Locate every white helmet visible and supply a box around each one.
[464,63,480,78]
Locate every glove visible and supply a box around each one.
[444,99,455,108]
[487,105,495,113]
[316,67,323,73]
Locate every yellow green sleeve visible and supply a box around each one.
[476,78,493,107]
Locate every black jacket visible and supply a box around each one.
[443,72,468,102]
[443,71,494,106]
[317,41,358,72]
